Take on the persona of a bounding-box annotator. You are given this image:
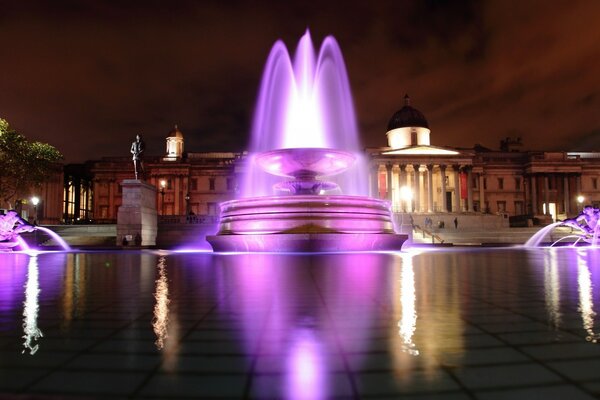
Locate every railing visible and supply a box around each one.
[413,224,445,244]
[158,215,219,224]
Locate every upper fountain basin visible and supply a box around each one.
[255,148,356,179]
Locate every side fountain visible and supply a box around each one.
[0,210,71,252]
[524,205,600,247]
[207,31,407,252]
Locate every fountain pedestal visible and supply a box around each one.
[207,148,408,252]
[117,179,157,247]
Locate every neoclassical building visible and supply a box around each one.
[367,95,600,224]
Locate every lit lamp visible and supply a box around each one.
[185,192,190,215]
[399,186,413,213]
[577,195,585,211]
[31,196,40,225]
[160,180,167,215]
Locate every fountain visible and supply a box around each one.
[0,210,71,252]
[524,205,600,247]
[207,31,407,252]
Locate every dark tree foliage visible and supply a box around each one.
[0,119,63,208]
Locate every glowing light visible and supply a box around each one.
[160,180,167,189]
[577,195,585,204]
[30,196,39,206]
[398,253,419,356]
[22,256,43,355]
[399,186,413,201]
[152,256,170,350]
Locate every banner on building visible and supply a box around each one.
[460,172,468,199]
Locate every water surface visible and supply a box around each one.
[1,248,599,399]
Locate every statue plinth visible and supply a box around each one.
[117,179,157,247]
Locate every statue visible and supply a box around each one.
[562,205,600,242]
[130,134,145,180]
[0,210,36,249]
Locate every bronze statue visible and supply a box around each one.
[130,134,145,180]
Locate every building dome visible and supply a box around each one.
[386,95,429,131]
[167,124,184,139]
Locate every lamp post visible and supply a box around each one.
[31,196,40,225]
[160,180,167,215]
[31,196,39,245]
[577,195,585,212]
[185,192,190,215]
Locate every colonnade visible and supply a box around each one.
[370,162,474,213]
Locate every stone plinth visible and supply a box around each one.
[117,179,157,247]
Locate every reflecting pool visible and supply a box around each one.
[1,248,600,399]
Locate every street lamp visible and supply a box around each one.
[31,196,40,225]
[160,180,167,215]
[577,195,585,211]
[399,186,413,213]
[185,192,190,215]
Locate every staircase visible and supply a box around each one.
[411,226,576,246]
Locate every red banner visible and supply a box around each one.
[460,172,468,199]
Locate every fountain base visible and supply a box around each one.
[206,194,407,252]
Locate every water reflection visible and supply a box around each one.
[61,254,87,328]
[543,250,561,328]
[398,253,419,356]
[152,256,170,350]
[576,249,599,343]
[286,328,324,400]
[22,255,42,355]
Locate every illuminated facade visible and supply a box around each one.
[368,96,600,222]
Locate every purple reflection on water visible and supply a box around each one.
[286,328,324,400]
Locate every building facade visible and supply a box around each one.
[54,108,600,226]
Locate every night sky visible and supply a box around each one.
[1,0,599,163]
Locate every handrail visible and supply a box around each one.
[413,224,445,244]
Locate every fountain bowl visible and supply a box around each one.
[255,148,355,179]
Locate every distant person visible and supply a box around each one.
[454,217,458,229]
[134,232,142,246]
[122,236,128,246]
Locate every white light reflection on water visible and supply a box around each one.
[543,250,561,328]
[576,249,599,343]
[152,256,170,350]
[398,253,419,356]
[22,255,43,355]
[286,328,324,400]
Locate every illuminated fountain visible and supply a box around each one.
[524,205,600,247]
[0,210,71,252]
[207,31,407,252]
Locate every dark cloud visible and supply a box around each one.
[0,0,599,162]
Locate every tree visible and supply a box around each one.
[0,118,63,209]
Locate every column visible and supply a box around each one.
[440,165,448,212]
[370,164,379,198]
[412,164,420,212]
[531,175,538,214]
[467,168,474,212]
[174,176,181,215]
[108,180,115,219]
[453,165,460,213]
[398,165,406,212]
[386,163,393,201]
[563,175,570,216]
[427,164,434,213]
[544,175,550,215]
[479,174,485,213]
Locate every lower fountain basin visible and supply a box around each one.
[206,194,407,252]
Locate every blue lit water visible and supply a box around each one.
[1,248,599,398]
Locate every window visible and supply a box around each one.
[515,177,521,191]
[497,201,506,213]
[514,201,524,215]
[483,178,487,190]
[190,178,198,191]
[209,178,215,191]
[472,177,478,189]
[167,179,173,190]
[498,178,504,190]
[593,178,598,190]
[226,178,234,191]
